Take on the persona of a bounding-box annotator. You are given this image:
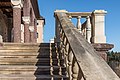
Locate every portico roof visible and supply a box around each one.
[0,0,43,19]
[0,0,12,17]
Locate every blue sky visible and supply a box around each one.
[38,0,120,52]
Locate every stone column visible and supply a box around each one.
[23,0,30,43]
[76,16,82,33]
[13,5,21,43]
[29,8,36,43]
[29,26,35,43]
[86,16,91,43]
[91,10,107,43]
[22,16,30,43]
[21,24,24,43]
[34,19,37,43]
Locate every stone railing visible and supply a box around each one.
[66,10,107,44]
[54,10,119,80]
[67,12,92,43]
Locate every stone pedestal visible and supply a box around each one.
[37,20,44,43]
[92,43,114,61]
[91,10,107,43]
[13,5,21,43]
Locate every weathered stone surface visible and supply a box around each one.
[0,43,68,79]
[91,10,107,43]
[55,11,120,80]
[92,43,114,61]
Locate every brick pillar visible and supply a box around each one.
[13,5,21,43]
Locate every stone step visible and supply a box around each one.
[0,65,66,75]
[0,52,57,58]
[0,43,68,79]
[0,46,55,50]
[0,48,56,53]
[0,58,64,66]
[0,55,57,59]
[0,49,39,53]
[0,75,68,80]
[3,43,55,47]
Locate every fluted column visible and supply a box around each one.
[13,5,21,43]
[86,16,91,43]
[76,16,82,33]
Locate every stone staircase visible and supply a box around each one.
[0,43,68,80]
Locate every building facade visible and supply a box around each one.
[0,0,45,43]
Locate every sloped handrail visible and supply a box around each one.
[54,11,120,80]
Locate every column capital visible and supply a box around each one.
[29,26,34,32]
[92,10,107,16]
[13,4,21,9]
[11,0,23,8]
[22,16,30,24]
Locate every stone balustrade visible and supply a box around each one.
[54,10,119,80]
[66,10,107,44]
[58,10,113,62]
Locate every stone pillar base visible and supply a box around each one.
[92,43,114,61]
